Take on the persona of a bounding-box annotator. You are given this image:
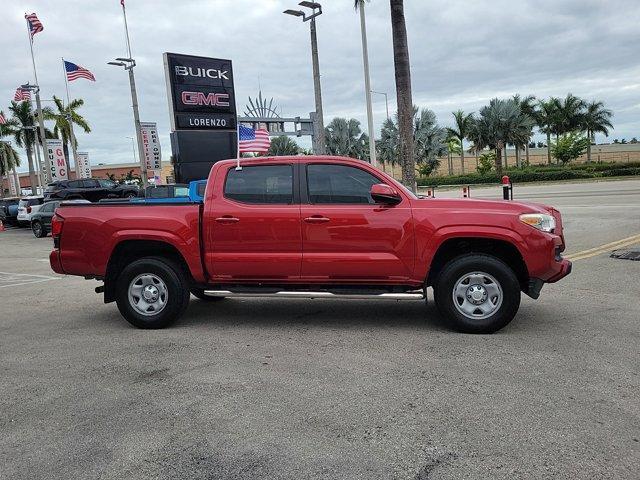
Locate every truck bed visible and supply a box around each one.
[52,203,205,281]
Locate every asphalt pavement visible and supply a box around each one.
[0,178,639,479]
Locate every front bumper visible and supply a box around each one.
[546,258,572,283]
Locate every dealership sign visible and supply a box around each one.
[140,122,162,171]
[46,139,68,181]
[76,152,91,179]
[163,52,236,131]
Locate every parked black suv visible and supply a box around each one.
[44,179,140,202]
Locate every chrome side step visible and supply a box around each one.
[203,290,425,301]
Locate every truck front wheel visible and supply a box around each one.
[115,257,190,329]
[433,254,521,334]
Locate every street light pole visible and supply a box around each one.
[284,2,326,155]
[356,0,376,167]
[125,136,137,163]
[109,58,148,188]
[371,91,390,121]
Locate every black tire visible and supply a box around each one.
[124,191,138,199]
[31,220,46,238]
[433,254,521,334]
[115,256,190,329]
[190,288,225,302]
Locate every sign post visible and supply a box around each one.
[46,139,68,181]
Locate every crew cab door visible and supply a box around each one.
[300,162,414,282]
[204,163,302,281]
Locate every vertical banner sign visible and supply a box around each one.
[8,175,18,196]
[140,122,162,175]
[76,152,92,179]
[46,139,68,181]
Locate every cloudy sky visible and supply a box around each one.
[2,0,640,172]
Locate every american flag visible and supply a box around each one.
[238,125,271,153]
[64,60,96,82]
[25,13,44,38]
[14,87,31,102]
[0,112,6,125]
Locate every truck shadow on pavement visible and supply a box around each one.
[176,298,460,332]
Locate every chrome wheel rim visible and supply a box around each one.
[452,271,503,320]
[128,274,168,316]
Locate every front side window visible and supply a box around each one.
[307,164,380,204]
[224,165,293,204]
[67,180,82,188]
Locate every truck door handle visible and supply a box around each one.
[215,216,240,224]
[304,215,330,224]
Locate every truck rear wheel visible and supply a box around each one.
[115,257,190,329]
[433,254,521,334]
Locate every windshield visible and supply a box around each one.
[99,179,116,188]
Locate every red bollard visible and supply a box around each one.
[502,175,511,200]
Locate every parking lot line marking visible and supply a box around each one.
[565,234,640,261]
[0,271,60,289]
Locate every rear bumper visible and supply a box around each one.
[49,250,64,274]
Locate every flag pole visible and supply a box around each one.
[122,1,133,59]
[25,14,51,187]
[61,58,80,178]
[236,124,242,171]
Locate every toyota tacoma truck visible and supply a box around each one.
[49,156,571,333]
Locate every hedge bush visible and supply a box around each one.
[418,162,640,186]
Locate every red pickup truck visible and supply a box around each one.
[49,156,571,333]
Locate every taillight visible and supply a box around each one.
[26,206,32,214]
[51,214,64,240]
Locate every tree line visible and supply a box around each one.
[269,93,615,177]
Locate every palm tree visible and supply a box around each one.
[0,114,21,197]
[43,95,91,175]
[555,93,586,137]
[447,110,474,174]
[513,94,536,166]
[267,136,301,156]
[324,117,369,160]
[390,0,416,189]
[377,117,398,169]
[581,101,613,162]
[9,101,40,191]
[475,98,534,175]
[379,107,447,176]
[536,99,559,164]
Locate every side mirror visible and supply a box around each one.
[370,183,401,205]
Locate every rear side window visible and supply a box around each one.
[67,180,82,188]
[224,165,293,204]
[307,164,380,204]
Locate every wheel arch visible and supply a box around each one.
[426,236,529,290]
[104,239,194,303]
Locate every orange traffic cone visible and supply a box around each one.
[0,220,5,232]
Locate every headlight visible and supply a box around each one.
[519,213,556,233]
